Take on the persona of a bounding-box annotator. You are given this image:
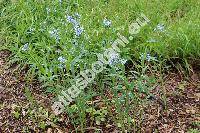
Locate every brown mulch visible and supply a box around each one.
[0,50,55,132]
[142,70,200,133]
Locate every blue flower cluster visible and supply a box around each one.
[67,14,84,37]
[108,50,127,66]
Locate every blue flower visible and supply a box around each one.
[103,19,112,27]
[67,15,78,25]
[107,51,126,65]
[140,53,157,62]
[58,56,66,63]
[67,14,84,36]
[108,51,119,65]
[154,24,165,32]
[22,43,29,51]
[74,26,84,36]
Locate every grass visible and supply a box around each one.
[0,0,200,132]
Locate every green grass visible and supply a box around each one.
[0,0,200,132]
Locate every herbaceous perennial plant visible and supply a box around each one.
[1,0,153,121]
[52,12,151,114]
[3,1,130,105]
[1,0,200,132]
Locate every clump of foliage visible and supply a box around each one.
[1,0,199,132]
